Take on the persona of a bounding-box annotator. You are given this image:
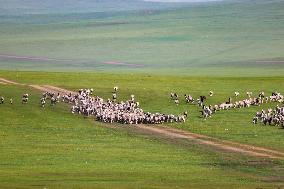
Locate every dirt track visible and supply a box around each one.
[0,54,145,68]
[1,77,284,160]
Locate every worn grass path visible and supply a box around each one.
[1,77,284,160]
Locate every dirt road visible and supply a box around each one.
[1,77,284,159]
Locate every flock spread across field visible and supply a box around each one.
[1,86,283,127]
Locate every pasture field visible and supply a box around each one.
[0,0,284,76]
[0,71,284,189]
[1,0,284,188]
[1,71,284,151]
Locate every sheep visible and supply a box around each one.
[130,94,135,102]
[246,91,252,98]
[0,96,4,104]
[170,93,178,100]
[22,94,29,104]
[252,117,258,124]
[234,92,240,97]
[50,97,57,106]
[174,99,179,105]
[253,105,284,127]
[40,97,46,108]
[184,111,188,117]
[184,94,194,103]
[112,93,117,101]
[200,106,212,119]
[200,96,206,103]
[64,88,186,124]
[114,86,118,92]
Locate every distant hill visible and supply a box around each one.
[0,0,194,16]
[0,0,283,76]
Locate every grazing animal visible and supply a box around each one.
[174,99,179,105]
[184,94,194,103]
[22,94,29,104]
[226,97,232,104]
[170,93,178,100]
[114,86,118,92]
[50,97,57,106]
[253,105,284,127]
[112,93,117,101]
[246,92,252,98]
[200,96,206,103]
[234,92,240,97]
[209,91,214,97]
[0,96,4,104]
[40,97,46,107]
[64,88,186,124]
[130,94,135,102]
[200,105,212,119]
[259,91,265,99]
[252,117,258,124]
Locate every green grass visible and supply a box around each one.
[1,83,284,189]
[1,1,284,187]
[0,0,284,76]
[1,70,284,152]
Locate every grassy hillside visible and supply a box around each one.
[0,0,187,16]
[0,78,284,189]
[0,0,284,76]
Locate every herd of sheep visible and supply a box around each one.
[1,88,283,127]
[253,105,284,128]
[40,87,186,124]
[170,90,283,120]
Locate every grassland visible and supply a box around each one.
[1,71,284,151]
[0,73,284,189]
[1,0,284,188]
[0,0,284,76]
